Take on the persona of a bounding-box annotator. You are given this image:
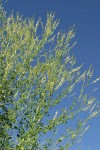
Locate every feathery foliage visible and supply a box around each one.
[0,2,100,150]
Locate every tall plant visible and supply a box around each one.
[0,2,100,150]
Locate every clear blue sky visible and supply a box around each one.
[3,0,100,149]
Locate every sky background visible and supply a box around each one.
[3,0,100,149]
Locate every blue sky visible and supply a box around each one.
[3,0,100,149]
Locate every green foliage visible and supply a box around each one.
[0,2,100,150]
